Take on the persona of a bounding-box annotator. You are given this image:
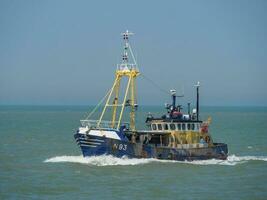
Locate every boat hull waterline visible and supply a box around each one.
[74,132,228,161]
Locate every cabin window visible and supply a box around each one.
[158,124,162,130]
[177,123,181,130]
[152,124,157,130]
[170,123,176,130]
[187,123,191,130]
[196,123,200,130]
[191,123,195,130]
[164,124,169,130]
[182,123,186,131]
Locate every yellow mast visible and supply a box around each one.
[97,30,140,131]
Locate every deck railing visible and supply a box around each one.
[80,120,129,130]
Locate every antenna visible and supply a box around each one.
[121,30,134,39]
[119,30,138,71]
[169,89,184,113]
[170,89,176,110]
[194,81,200,121]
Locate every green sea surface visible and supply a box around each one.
[0,106,267,200]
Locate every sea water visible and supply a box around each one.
[0,106,267,200]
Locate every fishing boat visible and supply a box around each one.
[74,30,228,161]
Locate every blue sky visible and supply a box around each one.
[0,0,266,106]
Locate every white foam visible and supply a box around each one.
[44,155,156,166]
[44,154,267,166]
[178,155,267,166]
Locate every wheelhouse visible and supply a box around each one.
[150,121,201,132]
[142,87,213,149]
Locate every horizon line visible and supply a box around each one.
[0,104,267,108]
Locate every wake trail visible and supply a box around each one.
[44,154,267,166]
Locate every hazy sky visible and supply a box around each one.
[0,0,266,106]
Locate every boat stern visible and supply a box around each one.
[213,143,228,160]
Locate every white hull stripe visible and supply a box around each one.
[76,137,104,143]
[79,141,101,145]
[80,144,97,147]
[87,138,105,142]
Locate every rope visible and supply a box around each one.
[140,73,170,95]
[84,73,177,120]
[85,88,111,120]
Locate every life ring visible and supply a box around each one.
[201,124,208,133]
[205,136,211,143]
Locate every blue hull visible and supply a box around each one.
[74,133,228,161]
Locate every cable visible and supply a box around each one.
[85,88,112,120]
[140,73,170,95]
